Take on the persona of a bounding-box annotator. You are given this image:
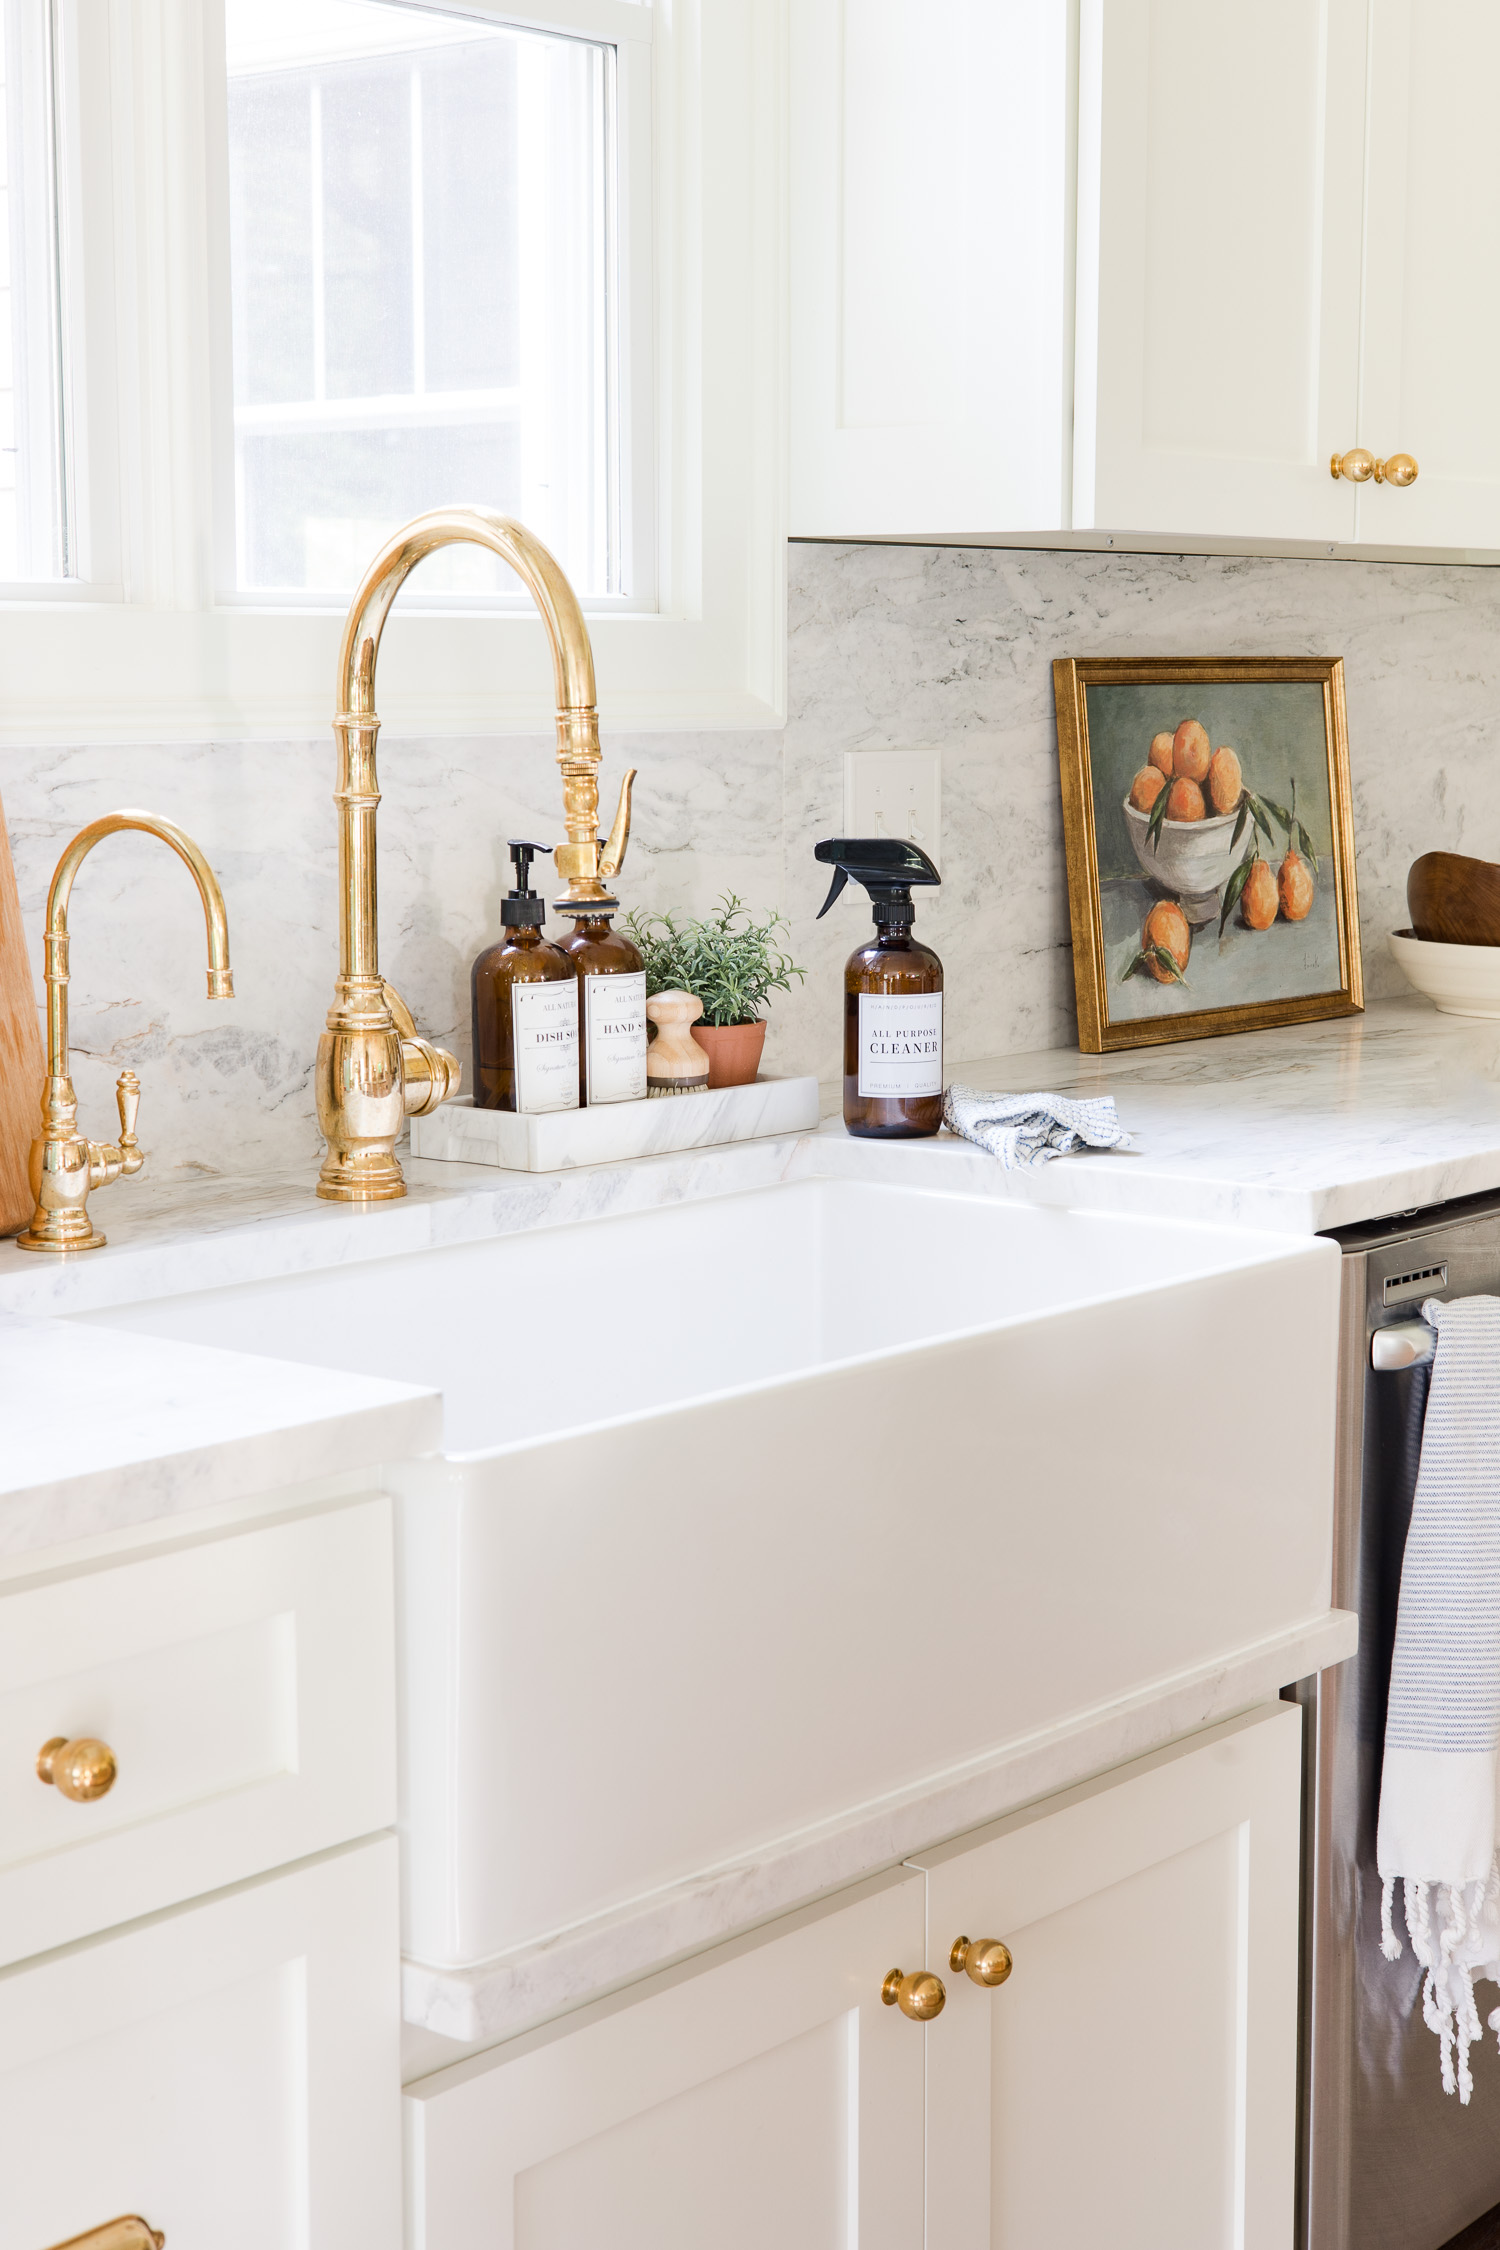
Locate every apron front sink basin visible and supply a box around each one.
[80,1177,1340,1969]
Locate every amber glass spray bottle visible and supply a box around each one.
[814,837,943,1138]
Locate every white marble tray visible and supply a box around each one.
[410,1075,820,1173]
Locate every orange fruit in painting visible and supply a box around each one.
[1207,746,1242,815]
[1148,731,1175,777]
[1173,720,1211,782]
[1130,766,1166,813]
[1143,900,1190,982]
[1279,849,1315,921]
[1241,858,1277,930]
[1166,777,1205,823]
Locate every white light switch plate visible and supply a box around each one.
[842,749,941,860]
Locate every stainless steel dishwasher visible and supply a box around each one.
[1300,1190,1500,2250]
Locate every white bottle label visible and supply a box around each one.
[511,979,580,1113]
[857,991,943,1099]
[584,970,648,1104]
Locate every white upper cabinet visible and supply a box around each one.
[789,0,1072,538]
[1356,0,1500,548]
[793,0,1500,555]
[1074,0,1367,544]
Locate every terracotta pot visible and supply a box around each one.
[690,1018,766,1089]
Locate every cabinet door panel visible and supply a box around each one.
[0,1497,396,1964]
[1356,0,1500,547]
[0,1837,400,2250]
[1077,0,1366,539]
[916,1705,1301,2250]
[407,1871,927,2250]
[790,0,1070,537]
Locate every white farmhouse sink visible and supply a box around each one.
[80,1178,1340,1970]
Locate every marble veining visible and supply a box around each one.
[5,544,1500,1175]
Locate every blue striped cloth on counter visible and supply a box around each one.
[942,1085,1135,1170]
[1378,1293,1500,2102]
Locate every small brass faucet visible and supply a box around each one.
[316,507,635,1202]
[17,811,234,1254]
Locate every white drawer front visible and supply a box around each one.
[0,1836,400,2250]
[0,1497,395,1964]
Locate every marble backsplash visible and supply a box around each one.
[4,540,1498,1178]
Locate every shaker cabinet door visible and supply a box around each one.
[913,1704,1302,2250]
[0,1837,401,2250]
[789,0,1071,538]
[1354,0,1500,549]
[407,1869,928,2250]
[1075,0,1367,542]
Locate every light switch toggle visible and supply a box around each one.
[843,749,941,857]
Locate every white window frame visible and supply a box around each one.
[0,0,786,741]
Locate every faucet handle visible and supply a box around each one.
[599,767,637,881]
[115,1070,144,1174]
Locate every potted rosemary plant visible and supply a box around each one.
[624,895,806,1087]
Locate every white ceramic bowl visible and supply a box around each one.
[1388,927,1500,1017]
[1121,794,1246,925]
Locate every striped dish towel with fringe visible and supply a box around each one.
[1378,1293,1500,2102]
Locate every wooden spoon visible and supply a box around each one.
[1407,852,1500,947]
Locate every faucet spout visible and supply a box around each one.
[17,810,235,1255]
[318,507,626,1203]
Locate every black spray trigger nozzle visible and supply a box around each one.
[813,836,940,928]
[816,865,850,919]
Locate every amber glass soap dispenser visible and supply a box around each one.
[471,840,579,1112]
[556,898,648,1107]
[814,837,943,1138]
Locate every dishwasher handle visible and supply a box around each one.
[1372,1318,1438,1371]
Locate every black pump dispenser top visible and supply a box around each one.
[814,836,941,930]
[501,839,553,927]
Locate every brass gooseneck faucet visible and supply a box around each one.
[17,811,234,1254]
[317,507,634,1202]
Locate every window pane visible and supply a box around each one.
[0,0,69,582]
[225,0,618,599]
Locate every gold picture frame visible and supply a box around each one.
[1053,656,1362,1054]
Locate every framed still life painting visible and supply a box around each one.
[1053,657,1363,1053]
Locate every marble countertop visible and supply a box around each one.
[3,990,1490,1567]
[0,1313,440,1565]
[829,994,1500,1235]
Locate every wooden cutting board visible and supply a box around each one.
[0,790,44,1235]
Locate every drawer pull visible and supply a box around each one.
[881,1966,946,2020]
[45,2221,164,2250]
[37,1736,118,1802]
[950,1934,1014,1987]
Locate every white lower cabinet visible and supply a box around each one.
[0,1836,402,2250]
[407,1704,1301,2250]
[406,1870,928,2250]
[916,1702,1302,2249]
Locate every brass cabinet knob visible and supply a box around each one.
[1330,446,1418,487]
[882,1966,946,2020]
[45,2219,164,2250]
[38,1735,118,1801]
[950,1934,1014,1987]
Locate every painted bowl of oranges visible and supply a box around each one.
[1121,720,1247,925]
